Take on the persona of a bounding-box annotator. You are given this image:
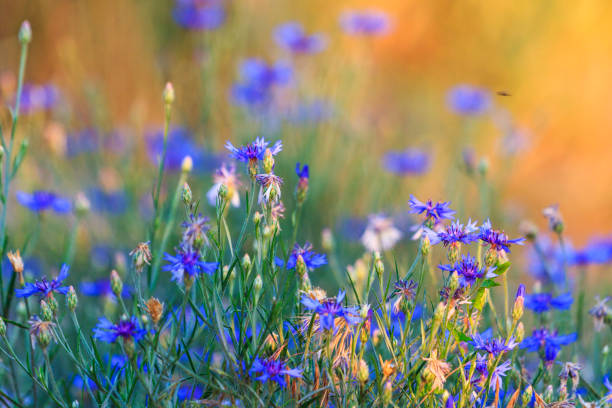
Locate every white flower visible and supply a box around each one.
[361,214,402,252]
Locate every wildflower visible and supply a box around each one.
[589,296,611,331]
[249,357,302,388]
[207,163,241,207]
[478,219,525,255]
[470,329,518,356]
[145,297,164,325]
[270,201,285,222]
[282,242,327,271]
[7,250,24,285]
[340,9,391,36]
[129,241,152,273]
[110,270,123,297]
[66,286,78,312]
[354,359,369,383]
[226,137,282,176]
[274,22,326,54]
[255,173,283,203]
[512,284,525,321]
[425,219,478,247]
[382,148,430,175]
[93,316,146,344]
[163,246,219,283]
[301,290,361,331]
[520,328,577,366]
[173,0,225,30]
[79,279,132,300]
[439,255,487,287]
[543,204,564,234]
[490,360,512,389]
[29,316,56,349]
[524,292,573,313]
[392,279,417,313]
[86,187,128,214]
[15,264,70,298]
[181,213,211,248]
[408,195,455,223]
[361,214,403,252]
[423,350,451,390]
[232,59,292,108]
[295,162,309,204]
[559,362,582,393]
[16,190,71,214]
[446,84,491,115]
[379,355,398,381]
[18,83,60,114]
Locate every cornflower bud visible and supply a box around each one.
[19,21,32,44]
[296,255,307,279]
[449,272,460,293]
[110,269,123,297]
[75,192,91,217]
[181,155,193,173]
[516,321,525,343]
[321,228,334,252]
[163,82,175,106]
[217,183,228,203]
[478,157,489,176]
[263,225,273,239]
[253,212,262,230]
[473,288,487,311]
[543,204,564,234]
[521,385,533,407]
[300,273,312,292]
[47,295,58,315]
[124,337,136,358]
[263,149,274,174]
[512,284,525,322]
[543,384,553,403]
[374,252,384,279]
[382,381,392,405]
[0,316,6,337]
[356,359,369,384]
[145,297,164,325]
[447,242,460,263]
[519,220,538,242]
[242,254,252,274]
[433,302,446,323]
[182,182,192,206]
[484,247,497,267]
[66,285,78,312]
[421,235,431,256]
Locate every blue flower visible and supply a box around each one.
[340,10,391,36]
[177,384,204,401]
[382,149,430,175]
[79,279,132,300]
[425,219,478,247]
[524,292,573,313]
[15,264,70,298]
[295,162,309,179]
[490,360,512,390]
[181,213,211,248]
[525,236,566,285]
[470,329,518,356]
[87,187,129,214]
[478,219,525,253]
[301,290,361,331]
[232,59,292,108]
[275,22,326,54]
[163,247,218,282]
[93,316,146,344]
[249,357,302,388]
[570,237,612,266]
[439,255,487,287]
[19,83,60,114]
[16,191,71,214]
[408,194,455,222]
[279,242,327,270]
[225,137,282,164]
[447,85,491,115]
[520,328,577,366]
[173,0,225,30]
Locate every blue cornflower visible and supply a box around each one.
[87,187,129,214]
[15,264,70,298]
[275,22,327,54]
[249,357,302,388]
[570,237,612,266]
[225,137,282,164]
[17,190,71,214]
[340,10,391,36]
[470,329,518,356]
[447,85,491,115]
[181,213,211,248]
[604,376,612,401]
[478,219,525,253]
[93,316,146,344]
[382,149,430,176]
[408,194,455,222]
[425,219,478,247]
[173,0,225,30]
[19,83,60,114]
[490,360,512,390]
[163,247,218,282]
[80,279,132,300]
[281,242,327,270]
[232,59,292,108]
[439,255,487,287]
[520,327,576,366]
[177,384,204,401]
[296,162,309,179]
[524,292,573,313]
[301,290,361,331]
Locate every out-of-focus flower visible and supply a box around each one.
[173,0,225,30]
[301,290,361,331]
[182,213,211,248]
[524,292,573,313]
[93,316,146,344]
[340,10,391,36]
[249,357,302,388]
[18,83,60,114]
[145,297,164,325]
[86,187,129,214]
[231,59,292,108]
[163,246,218,283]
[588,296,611,331]
[207,163,241,207]
[382,149,430,176]
[490,360,512,390]
[225,137,282,166]
[361,214,403,252]
[408,195,455,223]
[29,316,56,349]
[17,190,71,214]
[16,264,70,298]
[520,328,577,366]
[542,204,564,233]
[79,279,132,300]
[177,384,204,401]
[275,22,327,54]
[447,85,491,115]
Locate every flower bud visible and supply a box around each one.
[473,288,487,311]
[242,254,252,274]
[521,385,533,407]
[433,302,446,322]
[447,243,460,263]
[449,272,460,293]
[163,82,175,106]
[72,401,80,408]
[130,242,152,273]
[263,149,274,174]
[543,384,553,403]
[263,225,273,239]
[7,250,24,286]
[181,156,193,173]
[47,296,59,315]
[356,359,369,384]
[516,321,525,343]
[374,252,384,279]
[110,269,123,297]
[254,274,263,294]
[67,285,78,312]
[321,228,334,252]
[512,284,525,322]
[300,273,312,292]
[0,316,6,337]
[18,21,32,44]
[360,304,371,320]
[253,212,262,229]
[37,327,52,349]
[75,192,91,217]
[217,183,228,203]
[519,220,538,242]
[382,381,392,405]
[478,157,489,176]
[484,248,497,267]
[296,254,308,280]
[182,182,192,206]
[421,236,431,256]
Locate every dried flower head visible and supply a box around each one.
[145,297,164,324]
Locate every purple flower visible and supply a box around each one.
[163,247,218,282]
[569,236,612,266]
[232,59,292,108]
[490,360,512,390]
[520,328,576,366]
[249,357,302,388]
[382,149,430,175]
[408,194,455,222]
[17,191,71,214]
[425,219,478,246]
[295,162,309,179]
[181,213,211,248]
[277,242,327,270]
[173,0,225,30]
[79,279,132,300]
[93,316,146,344]
[19,83,60,114]
[447,85,491,115]
[275,22,327,54]
[478,219,525,253]
[524,292,573,313]
[439,255,487,287]
[225,137,282,164]
[470,329,518,356]
[340,10,391,36]
[301,290,361,331]
[15,264,70,298]
[87,187,129,214]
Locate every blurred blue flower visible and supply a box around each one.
[232,59,292,108]
[15,264,70,298]
[249,357,302,388]
[520,328,576,366]
[447,85,491,115]
[177,384,204,401]
[18,83,60,114]
[275,22,327,54]
[383,149,430,175]
[526,236,566,285]
[570,236,612,266]
[66,128,100,157]
[340,10,391,36]
[2,256,42,278]
[87,187,129,214]
[80,279,132,300]
[93,316,146,343]
[17,190,72,214]
[173,0,225,30]
[524,292,573,313]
